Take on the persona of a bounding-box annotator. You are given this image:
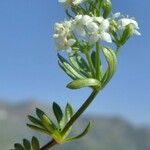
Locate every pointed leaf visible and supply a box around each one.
[58,54,84,79]
[27,124,49,135]
[75,54,91,76]
[14,143,24,150]
[62,103,74,138]
[28,115,43,127]
[67,78,101,90]
[65,103,73,122]
[36,108,45,120]
[101,47,117,89]
[31,137,40,150]
[23,139,31,150]
[91,51,96,69]
[69,54,90,78]
[41,115,57,134]
[53,102,65,130]
[65,122,91,143]
[58,60,77,80]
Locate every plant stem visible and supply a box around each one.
[95,41,101,80]
[115,46,121,56]
[40,139,57,150]
[83,49,95,77]
[61,89,100,136]
[40,89,100,150]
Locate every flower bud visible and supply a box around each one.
[110,20,117,32]
[120,24,134,45]
[103,0,112,18]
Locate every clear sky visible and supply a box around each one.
[0,0,149,126]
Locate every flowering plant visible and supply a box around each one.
[12,0,140,150]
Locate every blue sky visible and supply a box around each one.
[0,0,150,125]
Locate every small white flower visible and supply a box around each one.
[93,17,104,24]
[100,32,112,43]
[119,18,139,29]
[100,19,110,31]
[58,0,84,5]
[88,19,112,44]
[81,15,93,25]
[86,21,99,33]
[73,0,84,5]
[112,12,121,19]
[53,21,76,51]
[118,18,141,35]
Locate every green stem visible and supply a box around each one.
[115,46,121,56]
[95,41,101,80]
[61,89,100,136]
[40,139,57,150]
[83,49,95,77]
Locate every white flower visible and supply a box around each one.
[58,0,84,5]
[86,21,99,33]
[100,19,110,31]
[54,35,76,52]
[53,15,113,51]
[53,21,76,51]
[72,15,91,36]
[93,16,104,24]
[72,0,84,5]
[119,18,141,35]
[100,32,112,43]
[112,12,121,19]
[119,18,139,29]
[111,13,141,36]
[81,15,93,25]
[73,15,112,44]
[87,18,112,44]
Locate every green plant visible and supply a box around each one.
[12,0,140,149]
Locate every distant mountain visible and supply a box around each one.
[0,101,150,150]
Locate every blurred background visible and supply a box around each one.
[0,0,150,149]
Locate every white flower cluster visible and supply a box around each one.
[112,12,141,36]
[73,15,112,44]
[53,21,76,52]
[53,13,140,52]
[53,15,112,51]
[58,0,84,5]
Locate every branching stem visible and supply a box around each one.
[40,88,100,150]
[61,89,100,136]
[40,139,57,150]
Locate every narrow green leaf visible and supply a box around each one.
[69,54,90,78]
[67,78,101,90]
[52,102,65,130]
[27,124,49,135]
[75,54,91,76]
[58,53,84,79]
[28,115,43,127]
[14,143,24,150]
[58,60,77,80]
[62,103,74,138]
[23,139,31,150]
[41,115,57,134]
[36,108,45,120]
[65,122,91,143]
[65,103,74,122]
[31,137,40,150]
[91,51,96,69]
[101,47,117,89]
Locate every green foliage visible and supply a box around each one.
[11,0,140,149]
[67,78,101,90]
[12,137,40,150]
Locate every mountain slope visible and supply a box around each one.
[0,101,150,150]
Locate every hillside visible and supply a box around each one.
[0,101,150,150]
